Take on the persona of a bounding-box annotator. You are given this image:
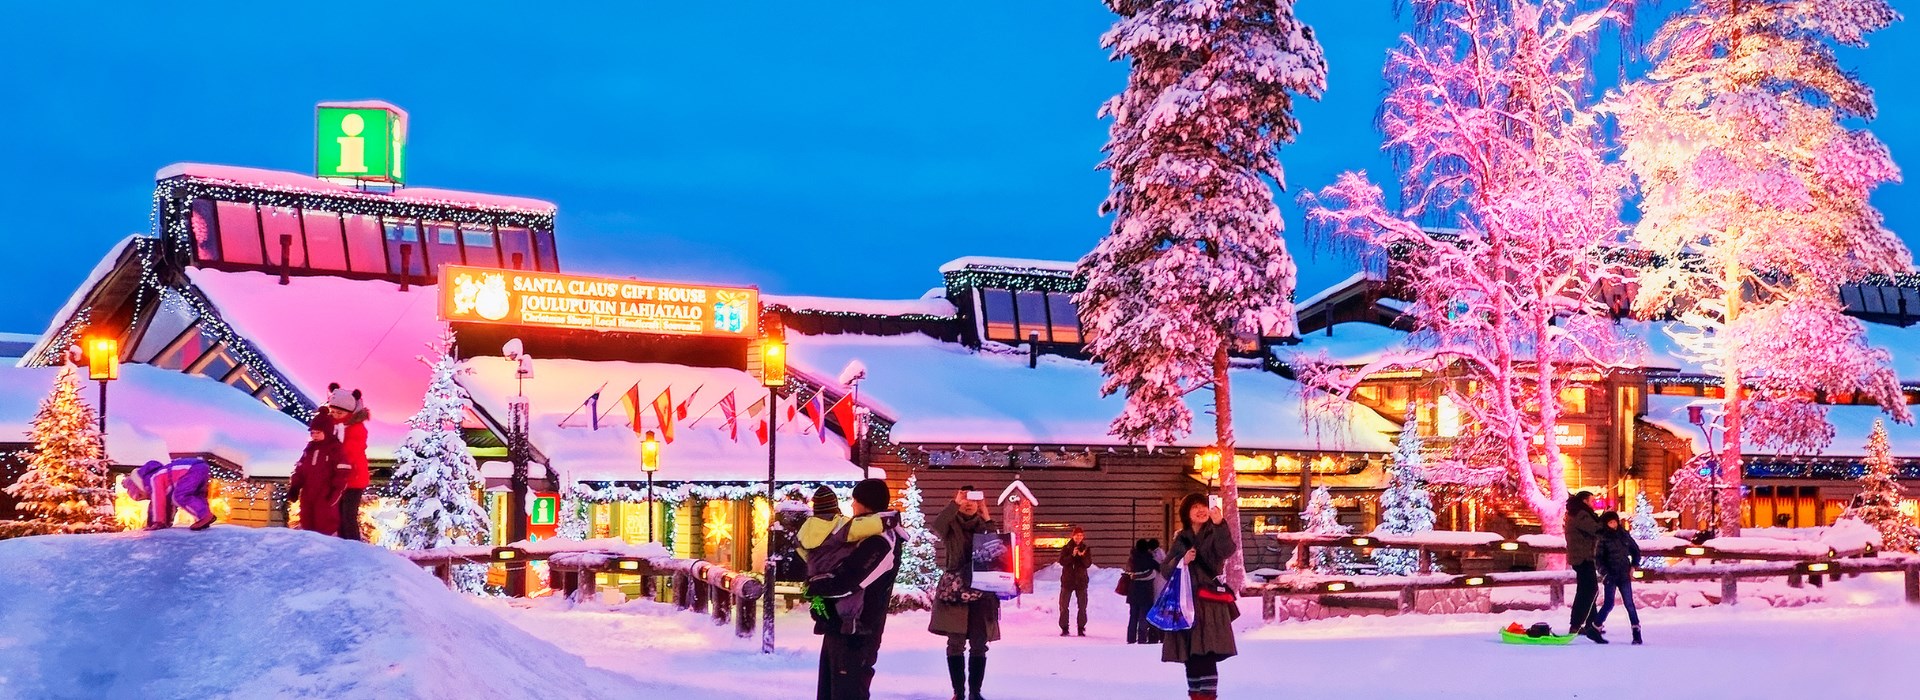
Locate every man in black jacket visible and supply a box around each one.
[1565,491,1606,643]
[808,479,903,700]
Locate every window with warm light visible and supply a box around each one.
[1436,394,1462,438]
[1559,387,1588,414]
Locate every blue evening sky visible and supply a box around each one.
[1,2,1914,334]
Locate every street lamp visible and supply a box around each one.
[760,335,786,655]
[1687,404,1724,538]
[642,430,660,543]
[503,339,534,597]
[1196,449,1222,491]
[85,337,119,435]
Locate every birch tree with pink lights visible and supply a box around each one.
[1614,0,1911,534]
[1080,0,1326,589]
[1300,0,1634,534]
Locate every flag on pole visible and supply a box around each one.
[717,391,738,442]
[587,390,601,431]
[620,383,644,435]
[675,385,703,421]
[829,393,857,442]
[802,391,827,443]
[652,387,675,443]
[748,396,769,445]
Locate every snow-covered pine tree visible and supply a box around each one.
[1848,420,1920,553]
[1630,492,1666,570]
[895,475,939,591]
[1080,0,1326,592]
[389,328,492,593]
[1374,419,1435,575]
[1300,0,1634,536]
[556,486,589,541]
[3,366,116,536]
[1615,0,1912,535]
[1302,485,1356,574]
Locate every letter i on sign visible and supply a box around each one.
[337,113,367,173]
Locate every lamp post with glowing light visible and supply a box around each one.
[85,337,119,435]
[1197,449,1222,492]
[760,334,787,655]
[642,430,660,542]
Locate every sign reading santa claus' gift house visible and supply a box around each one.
[439,264,758,338]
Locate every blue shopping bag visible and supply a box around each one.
[1145,561,1193,632]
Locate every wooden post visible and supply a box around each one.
[738,591,759,638]
[1904,565,1920,605]
[1810,573,1825,588]
[581,571,598,602]
[434,563,453,587]
[1262,586,1277,622]
[1787,570,1803,589]
[1721,576,1739,606]
[675,573,692,610]
[1418,548,1433,575]
[1397,586,1416,614]
[715,587,731,626]
[642,573,657,600]
[1549,583,1565,608]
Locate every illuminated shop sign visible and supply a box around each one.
[316,102,407,184]
[440,264,758,338]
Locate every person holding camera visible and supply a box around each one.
[1163,493,1238,699]
[929,487,1001,700]
[1057,526,1092,637]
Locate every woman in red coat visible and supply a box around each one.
[288,418,347,535]
[327,384,372,541]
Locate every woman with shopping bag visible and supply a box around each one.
[929,487,1002,700]
[1157,493,1239,699]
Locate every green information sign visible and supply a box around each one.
[530,495,557,526]
[316,103,406,184]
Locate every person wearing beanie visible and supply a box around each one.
[1056,525,1092,637]
[808,478,903,700]
[324,384,373,542]
[798,486,851,564]
[288,417,347,535]
[1593,511,1645,644]
[1565,491,1606,643]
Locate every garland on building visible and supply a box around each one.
[1374,420,1435,575]
[564,480,853,508]
[388,328,491,594]
[895,474,940,590]
[1,367,118,538]
[1845,419,1920,553]
[1630,492,1667,570]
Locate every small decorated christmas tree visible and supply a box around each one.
[1848,420,1920,553]
[1375,420,1435,575]
[555,485,590,541]
[1303,485,1357,574]
[388,329,492,593]
[4,366,116,536]
[895,474,939,591]
[1629,492,1666,570]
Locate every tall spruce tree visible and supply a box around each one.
[4,366,115,536]
[1375,419,1435,575]
[1081,0,1326,590]
[1848,419,1919,553]
[389,329,492,593]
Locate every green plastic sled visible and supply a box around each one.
[1499,627,1578,645]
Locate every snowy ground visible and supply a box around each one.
[493,568,1920,699]
[5,530,1915,699]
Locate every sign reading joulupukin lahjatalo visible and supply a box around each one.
[439,264,759,338]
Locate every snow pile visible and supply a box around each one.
[0,527,673,699]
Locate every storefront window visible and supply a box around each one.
[383,218,426,277]
[1560,387,1588,414]
[532,228,559,271]
[260,206,306,269]
[461,223,502,267]
[1015,291,1050,342]
[343,213,387,273]
[498,226,534,269]
[422,221,462,273]
[133,304,196,364]
[193,344,238,381]
[189,199,221,262]
[153,322,214,371]
[982,289,1018,342]
[216,201,264,265]
[301,210,347,272]
[1047,292,1082,343]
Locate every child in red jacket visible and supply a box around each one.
[288,417,347,535]
[326,384,372,541]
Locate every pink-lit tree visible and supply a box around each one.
[1615,0,1911,534]
[1079,0,1326,588]
[1300,0,1635,534]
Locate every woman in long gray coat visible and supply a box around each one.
[1162,493,1238,699]
[929,488,1001,700]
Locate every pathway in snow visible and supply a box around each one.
[490,570,1920,699]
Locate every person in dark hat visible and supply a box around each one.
[808,478,903,700]
[1057,525,1092,637]
[1565,491,1607,643]
[287,415,347,535]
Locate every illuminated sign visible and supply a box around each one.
[530,495,557,526]
[316,102,407,184]
[1531,424,1588,447]
[440,264,759,338]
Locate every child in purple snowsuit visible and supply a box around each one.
[123,457,216,530]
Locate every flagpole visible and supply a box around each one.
[600,381,639,427]
[557,381,609,428]
[686,390,725,428]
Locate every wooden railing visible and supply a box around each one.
[396,540,768,639]
[1255,532,1918,622]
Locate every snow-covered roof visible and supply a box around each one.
[1643,394,1920,459]
[786,332,1398,452]
[156,163,557,215]
[0,365,305,472]
[1293,270,1385,315]
[762,294,957,318]
[458,357,867,484]
[316,99,406,112]
[20,236,139,367]
[1275,323,1411,368]
[938,256,1077,276]
[187,268,443,461]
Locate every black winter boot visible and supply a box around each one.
[1581,625,1609,644]
[946,655,965,700]
[967,654,988,700]
[1631,625,1643,645]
